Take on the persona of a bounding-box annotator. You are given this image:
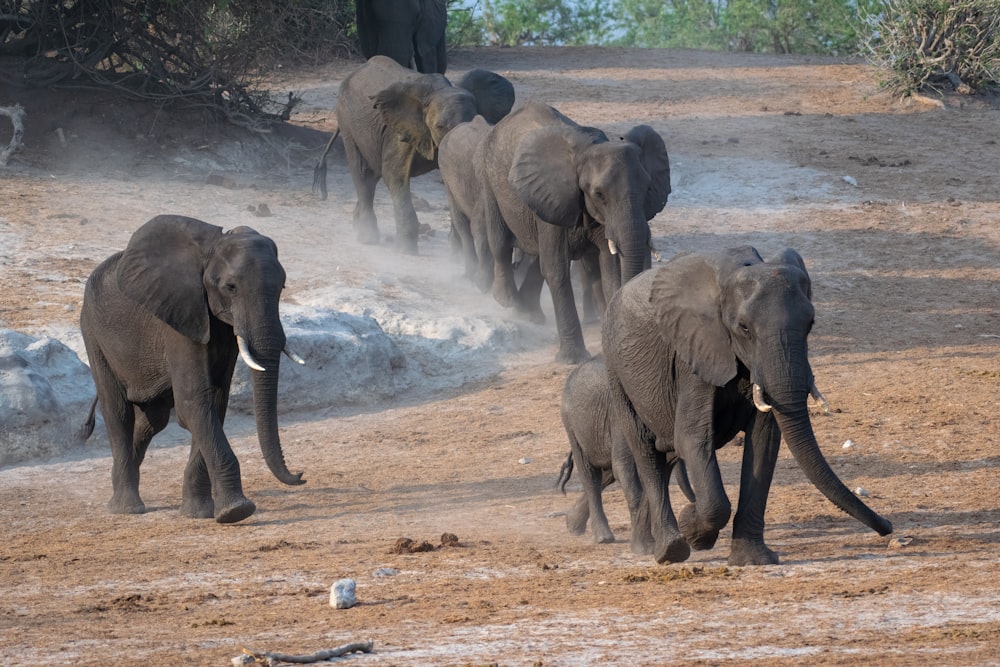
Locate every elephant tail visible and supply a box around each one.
[311,128,340,201]
[555,451,574,494]
[76,396,98,443]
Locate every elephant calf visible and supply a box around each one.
[558,355,693,553]
[80,215,306,523]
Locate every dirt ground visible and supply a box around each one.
[2,46,1000,666]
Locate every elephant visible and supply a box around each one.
[356,0,447,74]
[438,114,494,284]
[312,56,515,255]
[79,215,306,524]
[476,101,672,363]
[601,246,893,566]
[557,355,693,552]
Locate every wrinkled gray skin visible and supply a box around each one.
[602,246,893,566]
[557,355,694,552]
[477,101,672,363]
[321,56,514,254]
[357,0,447,74]
[438,115,493,283]
[80,215,305,524]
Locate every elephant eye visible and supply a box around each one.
[224,282,238,295]
[739,322,750,336]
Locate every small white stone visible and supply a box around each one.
[854,487,870,497]
[330,578,357,609]
[842,439,854,449]
[842,175,858,187]
[518,457,532,464]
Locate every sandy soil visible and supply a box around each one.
[2,46,1000,666]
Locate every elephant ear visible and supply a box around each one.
[372,77,442,161]
[509,125,586,228]
[116,215,222,344]
[456,69,515,124]
[768,247,812,300]
[650,251,749,387]
[623,125,672,221]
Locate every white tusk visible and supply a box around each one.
[810,383,831,414]
[237,336,266,372]
[284,345,306,365]
[608,239,618,255]
[752,383,773,413]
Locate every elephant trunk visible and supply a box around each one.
[614,211,652,285]
[773,401,891,536]
[245,325,305,487]
[756,334,889,536]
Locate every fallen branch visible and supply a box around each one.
[0,104,25,166]
[235,640,374,666]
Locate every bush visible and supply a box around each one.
[860,0,1000,96]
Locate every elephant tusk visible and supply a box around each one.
[810,383,831,414]
[284,345,306,365]
[752,383,773,413]
[237,336,267,372]
[608,239,619,255]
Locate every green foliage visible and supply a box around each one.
[860,0,1000,95]
[450,0,880,54]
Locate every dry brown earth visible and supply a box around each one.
[1,46,999,665]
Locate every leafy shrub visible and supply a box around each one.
[860,0,1000,95]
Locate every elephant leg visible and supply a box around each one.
[382,156,420,255]
[180,447,215,519]
[611,385,687,563]
[132,399,171,466]
[538,233,588,364]
[104,395,145,515]
[175,376,255,524]
[566,492,590,536]
[447,197,477,281]
[485,204,518,307]
[343,137,380,245]
[570,443,615,544]
[614,422,654,554]
[515,255,546,325]
[728,414,782,566]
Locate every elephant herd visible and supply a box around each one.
[76,20,893,568]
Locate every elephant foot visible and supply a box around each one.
[728,537,779,566]
[180,495,215,519]
[592,525,616,545]
[516,305,546,325]
[215,497,257,524]
[492,283,517,309]
[630,532,656,556]
[354,223,380,246]
[678,503,722,551]
[654,535,691,564]
[394,236,418,255]
[566,508,588,536]
[108,492,146,515]
[555,344,591,365]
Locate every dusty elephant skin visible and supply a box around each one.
[313,56,514,254]
[2,47,1000,666]
[602,246,893,566]
[476,100,672,363]
[79,215,305,523]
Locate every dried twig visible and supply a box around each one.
[0,104,25,166]
[236,640,374,666]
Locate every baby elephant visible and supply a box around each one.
[558,355,692,552]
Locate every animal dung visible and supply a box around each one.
[330,578,357,609]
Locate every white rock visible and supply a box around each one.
[854,487,870,497]
[330,578,357,609]
[842,175,858,187]
[518,457,532,464]
[842,439,854,449]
